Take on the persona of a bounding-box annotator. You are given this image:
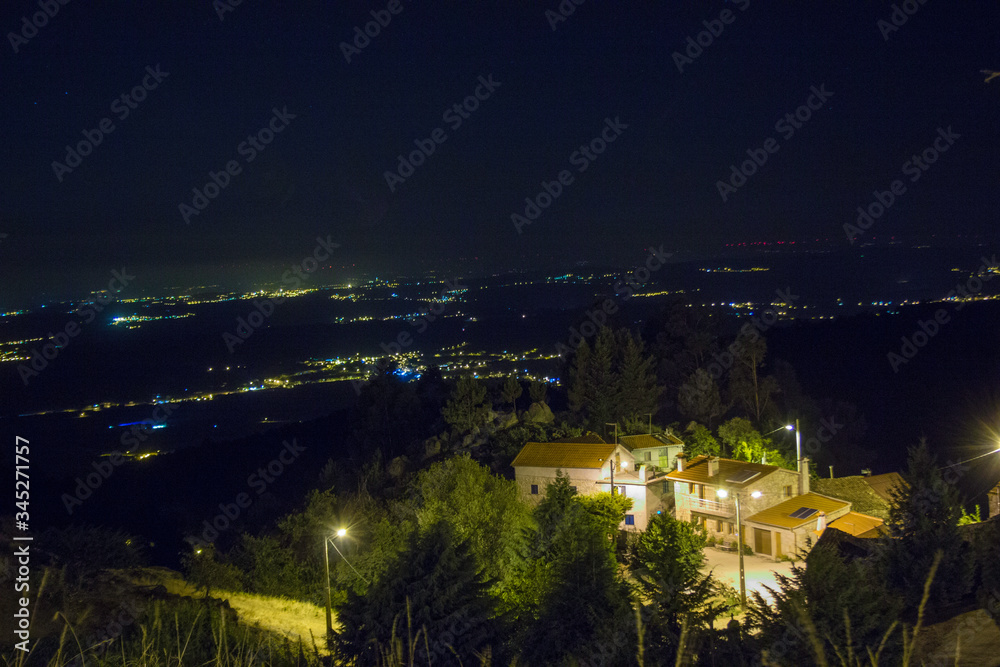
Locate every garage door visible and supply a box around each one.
[754,527,772,556]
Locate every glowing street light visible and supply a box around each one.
[765,421,802,472]
[323,527,369,641]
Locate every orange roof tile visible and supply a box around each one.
[511,442,616,469]
[745,492,850,530]
[827,511,885,537]
[665,455,781,488]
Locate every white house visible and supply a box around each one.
[511,435,672,530]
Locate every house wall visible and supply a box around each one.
[632,444,683,472]
[673,468,801,524]
[989,483,999,519]
[514,466,601,504]
[745,504,851,560]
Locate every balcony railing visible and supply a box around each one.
[683,496,733,515]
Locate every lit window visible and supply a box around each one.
[716,520,723,532]
[530,484,538,495]
[625,515,635,526]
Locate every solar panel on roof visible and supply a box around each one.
[789,507,818,520]
[725,470,760,484]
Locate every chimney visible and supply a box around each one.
[676,452,686,472]
[816,511,827,532]
[799,457,811,495]
[707,456,719,477]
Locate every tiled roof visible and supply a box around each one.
[864,472,906,502]
[813,476,895,520]
[664,455,781,488]
[511,442,616,469]
[549,433,607,444]
[745,492,850,530]
[620,433,684,450]
[826,511,885,538]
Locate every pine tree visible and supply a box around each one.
[520,480,634,665]
[333,520,501,665]
[616,330,662,425]
[500,376,522,410]
[441,377,491,433]
[878,439,972,609]
[629,513,718,657]
[528,380,547,404]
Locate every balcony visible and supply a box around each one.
[683,496,733,516]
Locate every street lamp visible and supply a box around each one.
[716,488,762,608]
[765,421,801,472]
[323,528,370,640]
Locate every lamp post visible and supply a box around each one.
[764,422,800,471]
[716,488,761,608]
[324,528,369,641]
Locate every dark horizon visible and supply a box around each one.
[3,2,999,307]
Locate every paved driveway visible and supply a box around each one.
[701,547,794,604]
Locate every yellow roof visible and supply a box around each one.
[744,492,850,529]
[665,455,779,488]
[827,511,884,537]
[511,442,616,469]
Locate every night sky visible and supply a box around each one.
[3,1,999,305]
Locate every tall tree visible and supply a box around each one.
[334,520,501,665]
[684,421,720,458]
[728,328,779,424]
[678,368,725,427]
[749,541,903,666]
[877,439,972,609]
[500,376,522,411]
[629,513,718,659]
[352,358,420,457]
[441,377,491,433]
[717,417,789,467]
[520,478,635,665]
[616,330,662,426]
[413,455,533,603]
[528,380,547,404]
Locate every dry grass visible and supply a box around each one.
[125,567,331,652]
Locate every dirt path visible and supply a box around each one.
[126,567,332,655]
